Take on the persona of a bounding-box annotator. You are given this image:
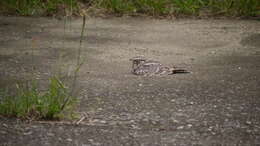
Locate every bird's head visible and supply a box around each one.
[130,56,146,69]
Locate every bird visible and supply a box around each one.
[130,56,189,76]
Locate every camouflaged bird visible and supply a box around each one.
[130,56,189,76]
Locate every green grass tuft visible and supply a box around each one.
[171,0,204,15]
[205,0,259,16]
[0,0,259,17]
[0,77,77,120]
[95,0,259,17]
[0,0,78,16]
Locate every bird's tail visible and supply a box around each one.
[169,67,190,74]
[172,69,189,74]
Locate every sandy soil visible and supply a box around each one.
[0,16,259,146]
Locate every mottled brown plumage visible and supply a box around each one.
[130,56,189,76]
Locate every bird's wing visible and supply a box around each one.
[133,61,162,75]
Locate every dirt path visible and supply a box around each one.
[0,16,259,146]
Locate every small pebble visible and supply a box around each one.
[246,121,252,125]
[47,132,55,137]
[2,124,8,128]
[99,120,107,124]
[23,131,33,135]
[1,131,7,134]
[177,126,184,130]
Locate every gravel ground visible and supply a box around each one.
[0,16,259,146]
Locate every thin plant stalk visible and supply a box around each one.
[61,15,86,111]
[72,14,86,95]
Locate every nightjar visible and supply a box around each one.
[130,56,189,76]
